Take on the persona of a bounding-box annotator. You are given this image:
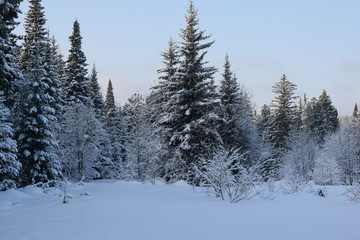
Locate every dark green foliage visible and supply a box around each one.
[301,90,339,144]
[89,64,106,120]
[270,74,297,156]
[64,20,90,104]
[218,54,258,160]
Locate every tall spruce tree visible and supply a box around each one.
[317,90,339,141]
[150,37,179,126]
[301,91,339,144]
[161,1,221,181]
[353,103,358,118]
[218,54,257,158]
[0,92,20,190]
[104,79,126,168]
[89,64,105,119]
[64,20,90,104]
[270,74,297,157]
[0,0,23,109]
[50,36,66,87]
[16,0,62,185]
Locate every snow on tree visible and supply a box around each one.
[195,148,260,203]
[270,74,297,158]
[282,130,318,188]
[123,94,162,182]
[322,122,360,185]
[0,92,21,190]
[149,37,179,125]
[160,1,222,182]
[16,0,62,186]
[55,102,114,181]
[50,36,66,88]
[218,54,259,164]
[89,64,106,120]
[353,103,358,118]
[301,91,339,144]
[0,0,23,109]
[316,90,339,143]
[104,79,126,168]
[64,19,90,104]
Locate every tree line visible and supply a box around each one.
[1,0,359,194]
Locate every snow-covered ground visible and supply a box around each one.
[1,180,359,240]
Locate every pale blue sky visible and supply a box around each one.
[17,0,360,115]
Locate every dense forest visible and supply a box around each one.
[1,0,360,201]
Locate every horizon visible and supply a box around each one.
[15,0,360,116]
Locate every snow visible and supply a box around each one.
[1,180,360,240]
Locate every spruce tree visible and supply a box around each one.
[0,92,21,190]
[50,36,66,87]
[353,103,358,118]
[218,54,257,158]
[270,74,297,157]
[16,0,62,186]
[316,90,339,143]
[104,79,126,168]
[150,37,179,126]
[161,1,221,181]
[301,91,339,144]
[89,64,105,119]
[0,0,23,108]
[64,20,90,104]
[0,0,23,190]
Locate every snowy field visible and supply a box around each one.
[1,180,360,240]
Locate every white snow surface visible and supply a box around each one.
[1,180,360,240]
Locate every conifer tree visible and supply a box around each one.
[64,20,90,104]
[218,54,257,159]
[104,79,126,168]
[150,37,179,126]
[50,36,66,87]
[353,103,358,118]
[0,92,21,190]
[161,1,221,181]
[317,90,339,141]
[301,91,339,144]
[0,0,23,190]
[0,0,23,108]
[16,0,62,185]
[89,64,105,119]
[270,74,297,157]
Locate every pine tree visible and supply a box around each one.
[104,79,126,169]
[64,20,90,104]
[270,74,297,157]
[150,37,179,125]
[161,1,221,181]
[0,0,23,108]
[316,90,339,142]
[89,64,105,120]
[16,0,62,186]
[0,92,21,190]
[353,103,358,118]
[50,36,66,87]
[218,54,258,161]
[0,0,23,190]
[257,104,272,145]
[301,91,339,144]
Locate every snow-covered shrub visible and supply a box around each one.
[347,182,360,202]
[195,148,260,203]
[281,131,318,193]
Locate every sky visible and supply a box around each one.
[16,0,360,116]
